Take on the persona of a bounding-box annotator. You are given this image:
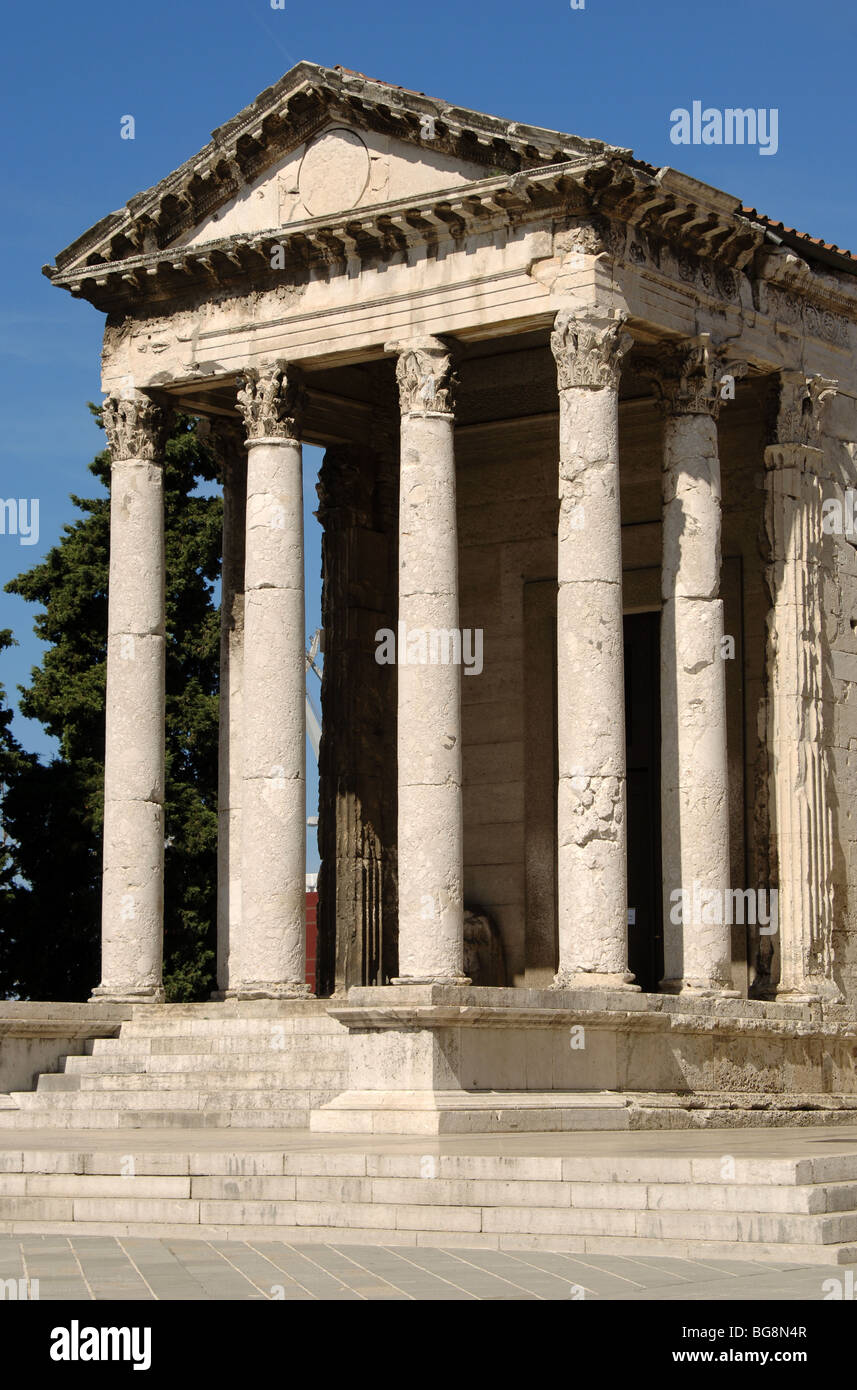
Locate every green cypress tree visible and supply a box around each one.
[0,629,29,897]
[0,406,221,1001]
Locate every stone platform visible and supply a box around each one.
[313,985,857,1133]
[1,1125,857,1265]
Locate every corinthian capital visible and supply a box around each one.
[236,362,306,441]
[387,336,456,416]
[550,311,633,391]
[769,371,837,450]
[102,396,169,461]
[640,336,727,417]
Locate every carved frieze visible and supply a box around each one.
[765,286,850,347]
[236,362,306,440]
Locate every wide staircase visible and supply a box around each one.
[0,1003,347,1131]
[2,1004,857,1262]
[0,1131,856,1262]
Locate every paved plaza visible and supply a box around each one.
[1,1234,852,1301]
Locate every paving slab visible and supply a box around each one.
[1,1123,857,1159]
[0,1233,851,1299]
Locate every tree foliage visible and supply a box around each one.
[0,407,222,1001]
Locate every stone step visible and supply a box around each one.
[0,1109,315,1129]
[10,1088,337,1111]
[5,1147,857,1185]
[41,1067,346,1091]
[86,1035,347,1056]
[2,1134,857,1260]
[0,1191,854,1246]
[120,1002,334,1019]
[3,1169,854,1216]
[1,1217,853,1263]
[69,1051,346,1074]
[2,1167,855,1211]
[114,1016,345,1038]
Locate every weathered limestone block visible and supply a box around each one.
[100,800,165,998]
[93,396,168,1004]
[662,413,722,599]
[387,337,467,984]
[230,364,310,999]
[550,309,635,988]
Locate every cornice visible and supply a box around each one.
[44,155,786,317]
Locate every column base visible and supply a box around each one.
[660,978,741,998]
[89,984,165,1004]
[223,983,314,1001]
[390,976,472,986]
[551,971,640,991]
[775,980,843,1006]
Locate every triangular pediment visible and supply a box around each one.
[51,61,613,275]
[172,120,500,249]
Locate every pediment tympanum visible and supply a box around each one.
[172,122,494,249]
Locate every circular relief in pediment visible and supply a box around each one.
[298,128,370,218]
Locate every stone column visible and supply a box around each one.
[763,372,840,1001]
[210,419,247,997]
[229,363,311,999]
[650,338,736,995]
[550,310,636,990]
[92,396,168,1003]
[386,337,467,984]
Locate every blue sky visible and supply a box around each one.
[1,0,855,859]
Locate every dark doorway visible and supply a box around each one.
[624,611,663,994]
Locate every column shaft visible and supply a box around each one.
[213,423,247,996]
[651,340,735,994]
[551,311,635,989]
[93,397,167,1003]
[388,338,466,984]
[764,373,839,1001]
[230,365,310,999]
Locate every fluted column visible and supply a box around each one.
[764,372,840,1001]
[650,338,735,995]
[229,363,310,999]
[387,337,467,984]
[92,396,168,1002]
[550,310,636,989]
[211,419,247,997]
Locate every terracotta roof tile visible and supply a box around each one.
[741,205,855,263]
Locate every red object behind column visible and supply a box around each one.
[305,890,318,993]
